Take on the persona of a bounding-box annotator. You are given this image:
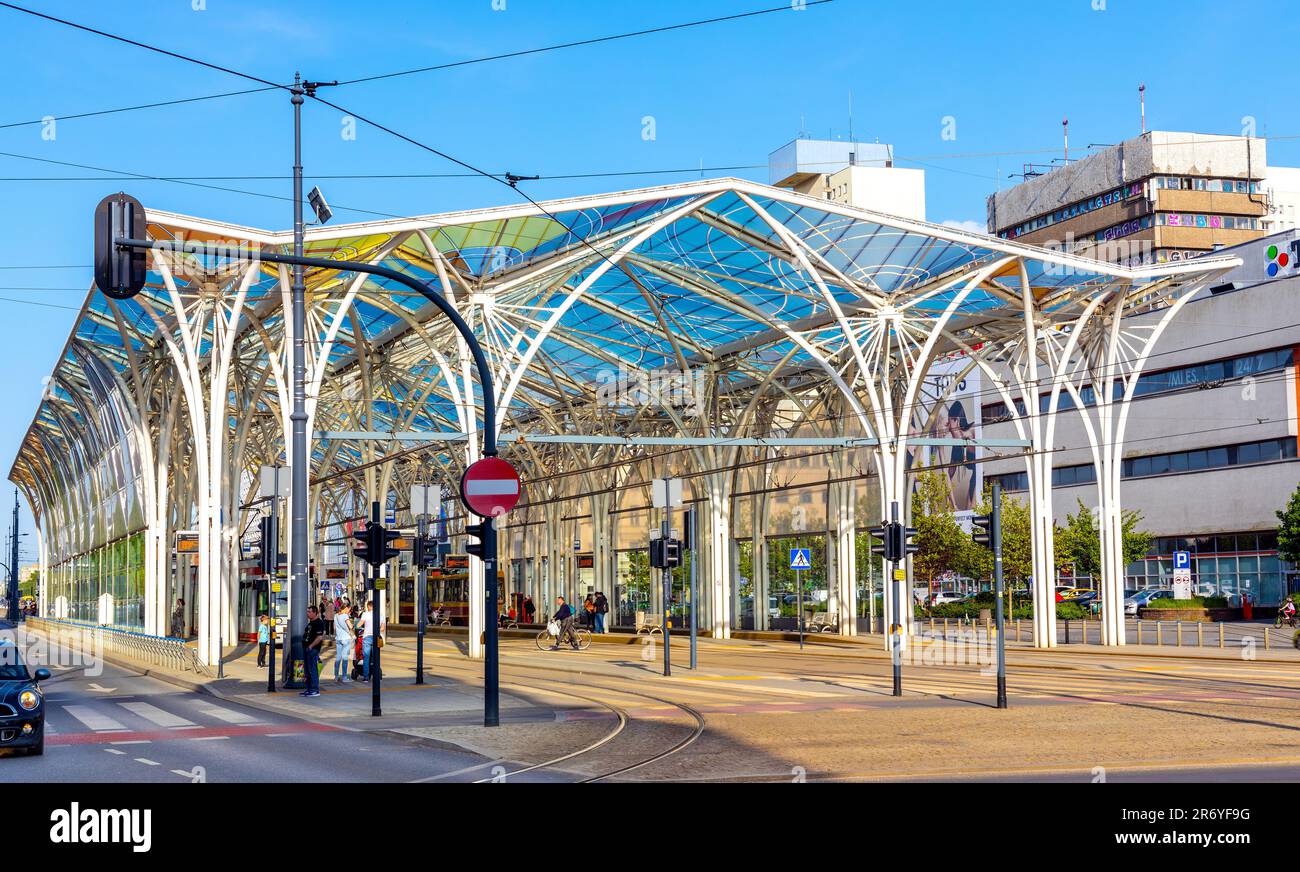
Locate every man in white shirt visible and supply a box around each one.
[360,600,384,681]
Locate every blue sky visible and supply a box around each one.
[1,0,1298,543]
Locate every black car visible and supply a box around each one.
[0,641,50,756]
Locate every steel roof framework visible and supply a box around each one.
[10,178,1238,662]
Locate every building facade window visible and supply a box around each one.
[988,437,1296,494]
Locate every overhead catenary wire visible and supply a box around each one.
[0,1,831,131]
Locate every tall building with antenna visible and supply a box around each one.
[986,130,1273,266]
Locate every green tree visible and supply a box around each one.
[1277,483,1300,566]
[911,469,970,586]
[1056,499,1153,580]
[964,491,1034,585]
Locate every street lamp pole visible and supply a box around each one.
[284,74,336,688]
[284,73,308,688]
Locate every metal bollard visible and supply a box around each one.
[1016,618,1022,642]
[1177,621,1183,647]
[1136,619,1142,645]
[1219,622,1224,649]
[1156,622,1163,646]
[1265,627,1270,651]
[1064,620,1071,644]
[1197,622,1203,647]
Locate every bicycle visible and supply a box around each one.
[1274,611,1298,629]
[535,622,591,651]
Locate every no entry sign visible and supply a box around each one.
[460,456,522,518]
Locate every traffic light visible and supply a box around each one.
[258,512,278,576]
[971,513,993,549]
[351,523,373,565]
[93,193,148,300]
[380,526,402,563]
[352,521,401,567]
[869,523,892,560]
[899,525,919,559]
[464,521,490,559]
[649,537,682,569]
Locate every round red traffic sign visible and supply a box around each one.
[460,456,522,518]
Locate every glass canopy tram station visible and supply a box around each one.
[10,178,1240,665]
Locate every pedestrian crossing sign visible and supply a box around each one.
[789,548,811,570]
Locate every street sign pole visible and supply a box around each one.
[267,491,278,695]
[416,511,426,686]
[689,504,697,670]
[370,500,382,718]
[663,483,673,678]
[992,482,1007,709]
[891,501,902,697]
[797,563,804,650]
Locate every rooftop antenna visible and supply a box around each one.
[1062,117,1070,163]
[799,113,807,139]
[848,88,854,143]
[1139,82,1146,133]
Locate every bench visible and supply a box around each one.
[636,611,664,635]
[807,611,838,633]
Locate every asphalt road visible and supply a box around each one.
[0,626,522,783]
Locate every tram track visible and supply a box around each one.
[420,655,709,783]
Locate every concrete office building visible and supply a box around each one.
[988,131,1271,267]
[982,228,1300,605]
[769,137,926,220]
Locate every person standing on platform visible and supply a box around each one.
[256,614,270,667]
[302,605,326,698]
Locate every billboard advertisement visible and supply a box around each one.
[908,357,982,516]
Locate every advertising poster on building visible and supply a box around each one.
[908,357,982,517]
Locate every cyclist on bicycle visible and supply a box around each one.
[1281,596,1297,625]
[549,596,580,651]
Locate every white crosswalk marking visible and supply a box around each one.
[192,702,260,725]
[119,701,196,728]
[63,704,126,732]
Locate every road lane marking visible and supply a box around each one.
[109,739,151,745]
[120,701,197,728]
[192,702,262,725]
[64,704,127,731]
[190,735,230,741]
[134,758,160,766]
[104,748,125,755]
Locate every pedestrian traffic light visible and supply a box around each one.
[352,521,400,567]
[464,521,490,559]
[258,512,278,575]
[93,193,148,300]
[971,513,993,549]
[352,523,373,565]
[380,526,402,563]
[650,537,682,569]
[901,525,919,558]
[869,523,892,559]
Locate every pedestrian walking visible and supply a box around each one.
[302,605,326,697]
[333,601,354,683]
[594,590,609,634]
[583,594,596,628]
[256,614,270,667]
[523,596,536,625]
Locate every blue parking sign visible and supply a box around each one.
[789,548,811,571]
[1173,551,1190,570]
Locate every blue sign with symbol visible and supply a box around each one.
[789,548,811,571]
[1173,550,1191,570]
